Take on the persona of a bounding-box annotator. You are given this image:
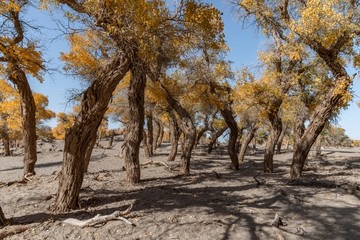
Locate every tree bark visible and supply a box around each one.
[160,83,196,175]
[142,130,150,158]
[195,115,210,146]
[123,65,146,184]
[53,53,130,213]
[108,130,115,147]
[168,111,180,161]
[314,134,322,159]
[83,135,97,173]
[238,124,258,162]
[276,127,286,154]
[207,127,227,154]
[264,117,282,173]
[157,124,164,148]
[146,112,153,156]
[9,68,37,176]
[153,119,161,150]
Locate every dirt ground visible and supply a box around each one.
[0,138,359,240]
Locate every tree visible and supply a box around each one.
[236,0,359,178]
[0,0,45,175]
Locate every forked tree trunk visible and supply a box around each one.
[146,113,153,156]
[160,83,196,175]
[53,53,130,213]
[124,65,146,184]
[264,118,282,173]
[168,111,180,161]
[207,127,227,154]
[9,68,37,176]
[291,76,351,179]
[238,125,258,162]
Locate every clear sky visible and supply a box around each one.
[26,0,360,139]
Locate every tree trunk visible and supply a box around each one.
[124,65,146,184]
[108,130,115,147]
[314,134,322,159]
[276,127,286,154]
[83,136,97,173]
[157,124,164,148]
[160,83,196,175]
[146,113,153,156]
[207,127,227,154]
[220,108,239,170]
[238,125,258,162]
[153,119,160,150]
[196,127,208,146]
[53,53,130,213]
[168,111,180,161]
[3,134,11,157]
[9,68,37,176]
[142,130,150,158]
[264,117,282,173]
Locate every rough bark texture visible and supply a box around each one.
[124,65,146,184]
[157,123,164,148]
[238,125,258,163]
[146,113,154,156]
[207,127,227,154]
[83,136,97,173]
[314,135,322,159]
[264,117,282,173]
[168,111,180,162]
[276,127,286,154]
[222,108,239,170]
[53,53,130,213]
[153,119,161,151]
[142,130,150,158]
[291,61,351,178]
[9,69,37,176]
[160,83,196,175]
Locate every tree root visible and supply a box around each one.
[62,204,134,228]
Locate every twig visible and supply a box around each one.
[62,204,134,228]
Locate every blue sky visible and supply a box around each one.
[26,1,360,139]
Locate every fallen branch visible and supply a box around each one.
[253,173,265,187]
[141,160,175,172]
[0,225,29,239]
[62,204,134,228]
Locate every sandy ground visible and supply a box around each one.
[0,138,359,240]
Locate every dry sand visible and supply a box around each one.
[0,138,359,240]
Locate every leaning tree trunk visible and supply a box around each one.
[291,75,351,179]
[146,112,153,156]
[9,71,37,176]
[124,65,146,184]
[207,127,227,154]
[238,125,258,162]
[160,83,196,175]
[264,117,282,173]
[83,136,97,173]
[168,111,180,161]
[195,116,209,146]
[53,53,130,213]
